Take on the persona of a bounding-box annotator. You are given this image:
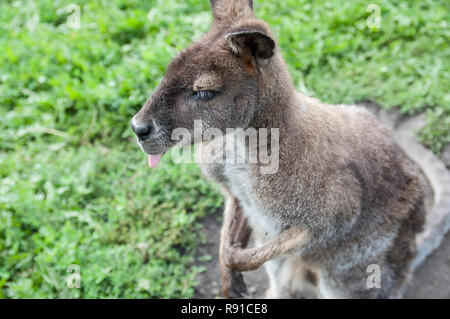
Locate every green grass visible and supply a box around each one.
[0,0,449,298]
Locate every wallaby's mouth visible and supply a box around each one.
[147,153,164,168]
[136,137,170,168]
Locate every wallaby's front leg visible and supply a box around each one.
[224,227,310,272]
[219,196,252,298]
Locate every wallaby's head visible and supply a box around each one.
[131,0,290,167]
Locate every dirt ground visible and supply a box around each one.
[193,104,450,299]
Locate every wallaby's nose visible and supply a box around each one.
[131,119,154,141]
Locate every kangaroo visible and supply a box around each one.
[131,0,450,298]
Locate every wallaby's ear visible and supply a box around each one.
[226,31,275,59]
[210,0,254,21]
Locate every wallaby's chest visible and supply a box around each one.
[201,159,283,237]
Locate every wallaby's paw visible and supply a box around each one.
[221,268,248,299]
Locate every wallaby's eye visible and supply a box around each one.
[193,90,217,101]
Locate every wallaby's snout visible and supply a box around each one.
[130,117,154,141]
[131,94,174,161]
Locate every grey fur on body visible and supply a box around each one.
[131,0,449,298]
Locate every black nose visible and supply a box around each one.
[131,120,153,140]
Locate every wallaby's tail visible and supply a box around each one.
[393,114,450,270]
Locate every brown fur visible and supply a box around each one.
[131,0,426,298]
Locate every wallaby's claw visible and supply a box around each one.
[221,246,248,298]
[222,268,248,299]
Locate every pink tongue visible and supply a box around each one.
[148,153,163,168]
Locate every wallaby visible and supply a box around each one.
[131,0,450,298]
